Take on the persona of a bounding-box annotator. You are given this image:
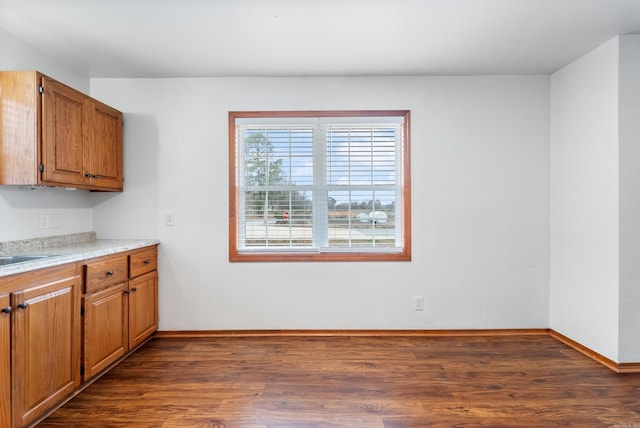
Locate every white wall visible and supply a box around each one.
[549,38,620,361]
[0,28,93,242]
[90,75,550,331]
[619,35,640,363]
[3,23,638,359]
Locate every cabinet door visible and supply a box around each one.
[11,271,81,428]
[83,283,128,380]
[0,71,39,185]
[88,100,123,191]
[40,76,89,187]
[0,293,10,428]
[128,271,158,349]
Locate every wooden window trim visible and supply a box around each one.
[228,110,412,262]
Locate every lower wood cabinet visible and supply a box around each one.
[0,244,158,427]
[83,283,128,379]
[82,246,158,381]
[1,293,10,428]
[3,264,81,428]
[128,271,158,350]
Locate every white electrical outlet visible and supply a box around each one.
[414,296,425,311]
[39,214,51,229]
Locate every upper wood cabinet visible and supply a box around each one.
[88,99,123,190]
[0,71,123,191]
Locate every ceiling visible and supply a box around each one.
[1,0,640,78]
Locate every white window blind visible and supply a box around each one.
[238,125,315,249]
[233,112,408,257]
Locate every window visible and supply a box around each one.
[229,110,411,262]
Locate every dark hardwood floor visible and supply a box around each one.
[39,334,640,427]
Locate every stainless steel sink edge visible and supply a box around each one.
[0,254,59,266]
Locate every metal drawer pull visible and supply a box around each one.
[17,302,28,310]
[1,306,12,314]
[143,260,150,265]
[106,271,114,277]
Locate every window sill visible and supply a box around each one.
[229,251,411,262]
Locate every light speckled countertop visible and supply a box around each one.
[0,232,160,277]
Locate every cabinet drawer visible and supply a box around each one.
[129,247,157,278]
[85,256,128,293]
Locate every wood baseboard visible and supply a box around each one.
[155,328,550,338]
[616,362,640,373]
[548,329,619,371]
[548,329,640,373]
[156,328,640,373]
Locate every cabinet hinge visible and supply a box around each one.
[39,163,44,173]
[80,365,85,376]
[80,306,85,317]
[38,85,44,94]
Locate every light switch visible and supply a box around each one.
[165,212,176,226]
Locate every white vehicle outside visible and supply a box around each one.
[357,211,388,224]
